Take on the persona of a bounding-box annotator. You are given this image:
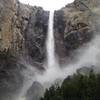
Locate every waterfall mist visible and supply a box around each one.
[18,34,100,100]
[35,34,100,86]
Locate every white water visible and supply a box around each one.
[46,11,58,68]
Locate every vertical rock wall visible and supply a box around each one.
[54,0,99,65]
[0,0,49,99]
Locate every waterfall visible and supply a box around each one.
[46,11,58,68]
[17,11,58,100]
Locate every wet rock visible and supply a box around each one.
[26,82,44,100]
[24,8,49,64]
[54,10,67,64]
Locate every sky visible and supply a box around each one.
[19,0,74,11]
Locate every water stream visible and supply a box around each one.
[46,11,58,68]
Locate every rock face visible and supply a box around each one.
[24,8,49,64]
[0,0,100,100]
[0,0,16,50]
[0,0,49,99]
[0,50,24,100]
[26,82,44,100]
[0,0,49,67]
[54,0,100,65]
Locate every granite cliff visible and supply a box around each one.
[1,0,100,66]
[54,0,100,65]
[0,0,49,68]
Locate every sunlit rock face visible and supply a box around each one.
[0,0,16,50]
[54,0,100,65]
[12,2,49,66]
[0,0,49,68]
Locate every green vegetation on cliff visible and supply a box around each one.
[41,71,100,100]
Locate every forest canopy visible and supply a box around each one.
[41,71,100,100]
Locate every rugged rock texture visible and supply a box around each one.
[0,0,49,67]
[11,1,33,55]
[0,0,16,50]
[24,8,49,65]
[0,0,49,99]
[54,0,100,65]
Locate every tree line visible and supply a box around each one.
[41,71,100,100]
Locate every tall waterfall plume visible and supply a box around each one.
[46,11,58,68]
